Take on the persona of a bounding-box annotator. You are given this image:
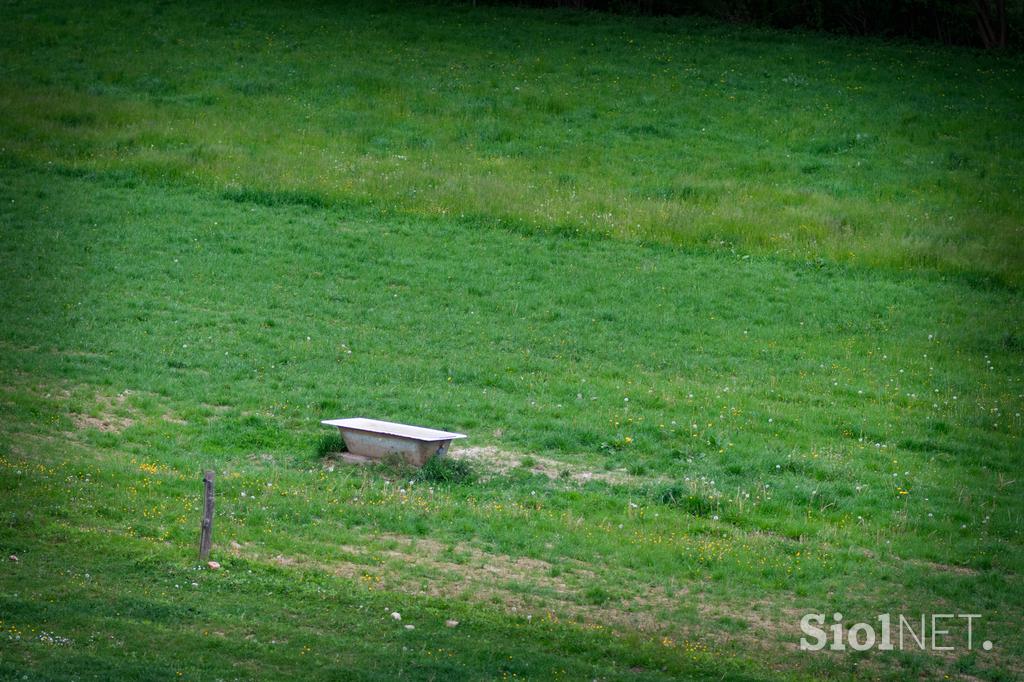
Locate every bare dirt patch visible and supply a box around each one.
[450,445,644,485]
[61,387,187,433]
[69,389,138,433]
[70,413,134,433]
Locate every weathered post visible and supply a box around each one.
[198,470,215,561]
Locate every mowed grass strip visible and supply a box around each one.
[1,166,1022,679]
[0,1,1022,281]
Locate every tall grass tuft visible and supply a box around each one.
[314,432,346,458]
[415,456,476,485]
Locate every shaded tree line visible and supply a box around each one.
[475,0,1021,48]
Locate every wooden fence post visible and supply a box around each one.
[199,470,215,561]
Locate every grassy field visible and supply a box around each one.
[1,1,1023,680]
[1,0,1023,283]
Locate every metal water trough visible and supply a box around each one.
[320,417,466,467]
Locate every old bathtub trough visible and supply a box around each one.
[320,417,466,467]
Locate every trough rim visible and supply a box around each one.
[320,417,466,442]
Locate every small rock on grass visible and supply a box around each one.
[207,561,221,570]
[445,620,459,628]
[390,612,401,621]
[404,624,415,630]
[8,555,17,562]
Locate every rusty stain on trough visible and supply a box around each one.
[320,417,466,467]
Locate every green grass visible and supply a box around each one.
[2,161,1022,680]
[0,0,1022,283]
[1,1,1023,680]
